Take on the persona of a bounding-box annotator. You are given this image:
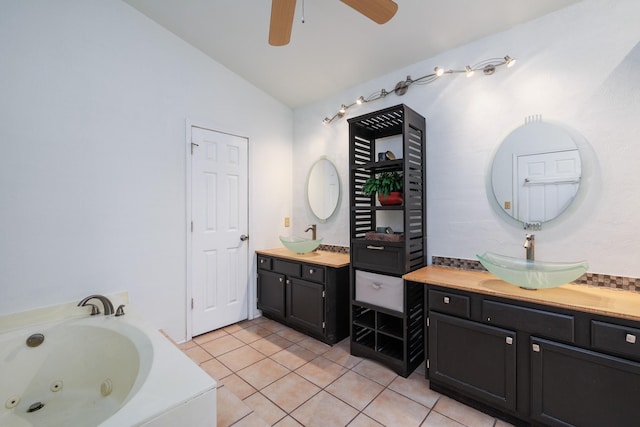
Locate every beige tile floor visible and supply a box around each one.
[179,317,515,427]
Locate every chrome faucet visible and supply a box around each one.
[304,224,317,240]
[524,234,535,260]
[78,294,115,315]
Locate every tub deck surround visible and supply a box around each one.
[256,247,350,268]
[403,266,640,322]
[0,298,217,427]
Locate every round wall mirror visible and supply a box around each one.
[307,158,340,222]
[490,120,583,227]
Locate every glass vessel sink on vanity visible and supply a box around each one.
[476,251,588,290]
[279,236,323,254]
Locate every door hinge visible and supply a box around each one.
[191,298,194,310]
[191,221,194,232]
[190,142,199,154]
[322,290,326,298]
[426,359,430,369]
[322,321,325,329]
[426,317,430,327]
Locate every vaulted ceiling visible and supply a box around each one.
[123,0,581,108]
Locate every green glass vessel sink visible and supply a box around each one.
[279,235,323,254]
[476,252,588,290]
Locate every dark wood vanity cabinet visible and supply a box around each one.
[422,283,640,426]
[257,254,349,344]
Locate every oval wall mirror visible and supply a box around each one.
[490,120,583,227]
[307,158,341,222]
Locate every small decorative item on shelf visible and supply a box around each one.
[361,171,403,205]
[365,231,405,242]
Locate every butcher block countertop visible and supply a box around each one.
[256,248,350,268]
[404,266,640,322]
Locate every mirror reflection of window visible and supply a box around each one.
[307,158,340,222]
[491,119,584,226]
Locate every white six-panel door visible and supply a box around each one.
[190,126,249,336]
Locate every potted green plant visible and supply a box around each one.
[361,171,403,205]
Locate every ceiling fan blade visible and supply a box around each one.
[340,0,398,24]
[269,0,296,46]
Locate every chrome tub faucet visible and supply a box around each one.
[78,294,115,315]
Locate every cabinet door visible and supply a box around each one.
[429,312,517,411]
[257,270,286,319]
[286,278,324,336]
[531,337,640,427]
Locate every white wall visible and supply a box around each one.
[0,1,293,341]
[293,0,640,278]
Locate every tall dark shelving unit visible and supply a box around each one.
[348,104,427,377]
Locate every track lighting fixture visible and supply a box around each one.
[321,55,516,124]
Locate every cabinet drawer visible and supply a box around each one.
[483,300,574,343]
[355,270,404,313]
[257,256,272,270]
[272,259,301,277]
[592,320,640,361]
[351,241,404,275]
[302,264,325,283]
[429,289,470,318]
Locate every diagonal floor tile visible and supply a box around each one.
[352,358,398,387]
[217,344,266,372]
[291,390,359,427]
[325,370,384,411]
[201,334,246,357]
[261,372,321,413]
[216,386,252,427]
[295,356,347,388]
[237,358,291,390]
[243,392,287,425]
[388,371,441,408]
[364,388,430,427]
[250,333,294,356]
[433,395,495,427]
[271,344,317,370]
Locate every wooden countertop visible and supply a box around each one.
[404,266,640,322]
[256,248,350,268]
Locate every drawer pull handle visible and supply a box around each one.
[366,245,385,250]
[443,296,450,304]
[260,259,265,264]
[532,344,541,352]
[279,277,283,283]
[286,279,291,285]
[506,337,513,345]
[371,283,382,290]
[626,334,637,344]
[309,269,314,274]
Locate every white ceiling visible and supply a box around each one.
[123,0,580,108]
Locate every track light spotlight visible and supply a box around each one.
[504,55,516,68]
[434,66,444,77]
[465,66,474,77]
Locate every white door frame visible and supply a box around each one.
[185,119,252,341]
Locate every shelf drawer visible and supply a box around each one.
[483,300,574,343]
[429,289,470,319]
[257,256,272,270]
[355,270,404,313]
[302,264,325,283]
[272,258,301,277]
[592,320,640,361]
[351,241,405,275]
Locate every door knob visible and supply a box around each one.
[240,234,249,241]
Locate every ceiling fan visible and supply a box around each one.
[269,0,398,46]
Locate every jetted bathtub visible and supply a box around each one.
[0,299,216,427]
